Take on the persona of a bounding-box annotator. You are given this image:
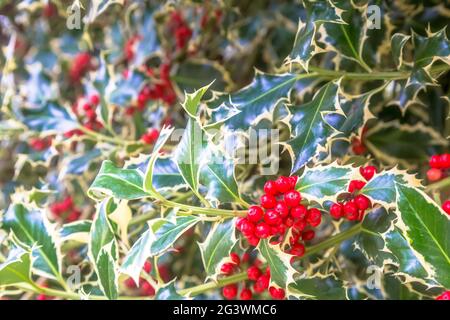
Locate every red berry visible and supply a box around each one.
[253,275,270,293]
[221,262,235,275]
[429,155,441,169]
[269,286,285,300]
[442,200,450,215]
[284,217,294,227]
[240,219,255,236]
[247,266,262,281]
[330,203,344,219]
[264,210,281,225]
[352,138,366,155]
[260,194,277,209]
[230,253,240,265]
[440,154,450,169]
[436,290,450,300]
[355,195,371,210]
[124,277,137,289]
[306,208,321,227]
[274,176,291,193]
[348,180,366,193]
[293,219,307,232]
[255,223,271,238]
[247,235,260,246]
[274,202,289,218]
[143,261,152,273]
[284,190,301,207]
[247,205,264,222]
[263,180,278,195]
[344,201,359,220]
[427,168,443,182]
[240,288,253,300]
[290,205,307,220]
[290,243,305,257]
[223,284,238,299]
[360,165,377,181]
[302,230,315,241]
[288,176,298,189]
[90,94,100,105]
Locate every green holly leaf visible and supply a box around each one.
[288,273,347,300]
[89,198,119,299]
[152,157,186,191]
[133,13,159,66]
[155,280,189,300]
[257,239,297,289]
[88,160,147,201]
[175,62,229,94]
[413,28,450,68]
[296,163,353,204]
[199,219,237,280]
[391,33,410,69]
[120,228,153,284]
[181,83,212,118]
[0,247,33,286]
[60,148,102,177]
[287,81,341,173]
[287,0,343,70]
[3,204,61,280]
[59,220,92,243]
[206,72,297,130]
[394,184,450,288]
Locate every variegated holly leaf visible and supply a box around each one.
[296,163,354,204]
[288,273,347,300]
[87,0,124,23]
[394,184,450,288]
[155,280,189,300]
[199,144,242,205]
[175,61,229,94]
[206,72,297,130]
[109,70,146,107]
[360,169,420,208]
[257,239,297,289]
[59,148,102,178]
[92,53,112,128]
[19,101,78,133]
[59,220,92,243]
[89,198,119,299]
[391,33,410,69]
[365,121,447,168]
[0,247,33,286]
[199,219,237,280]
[181,83,212,118]
[3,203,61,280]
[287,0,343,70]
[88,160,147,200]
[133,13,159,66]
[287,80,341,173]
[173,119,205,200]
[412,28,450,69]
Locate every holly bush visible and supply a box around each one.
[0,0,449,301]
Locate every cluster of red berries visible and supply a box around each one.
[436,290,450,300]
[50,196,81,223]
[29,136,52,151]
[329,166,375,221]
[236,176,321,260]
[124,261,155,296]
[168,11,192,50]
[427,154,450,182]
[65,93,103,138]
[69,52,95,83]
[220,253,285,300]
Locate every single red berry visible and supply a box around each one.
[290,243,305,257]
[360,165,377,181]
[284,217,294,227]
[140,280,155,296]
[306,208,321,227]
[253,275,269,293]
[269,286,285,300]
[143,261,152,273]
[289,234,300,246]
[247,205,264,222]
[436,290,450,300]
[240,288,253,300]
[284,190,301,207]
[355,195,371,210]
[239,219,255,236]
[230,253,240,266]
[274,176,291,193]
[348,180,366,193]
[247,266,262,281]
[344,201,359,220]
[276,224,287,235]
[302,230,315,241]
[274,201,289,218]
[260,194,277,209]
[264,210,282,225]
[290,205,307,220]
[263,180,278,195]
[429,155,442,169]
[330,203,344,219]
[255,222,272,238]
[352,138,366,155]
[288,176,298,190]
[427,168,443,182]
[440,154,450,169]
[223,284,238,300]
[221,262,235,275]
[247,235,260,246]
[124,277,137,289]
[293,219,307,232]
[442,200,450,215]
[90,94,100,105]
